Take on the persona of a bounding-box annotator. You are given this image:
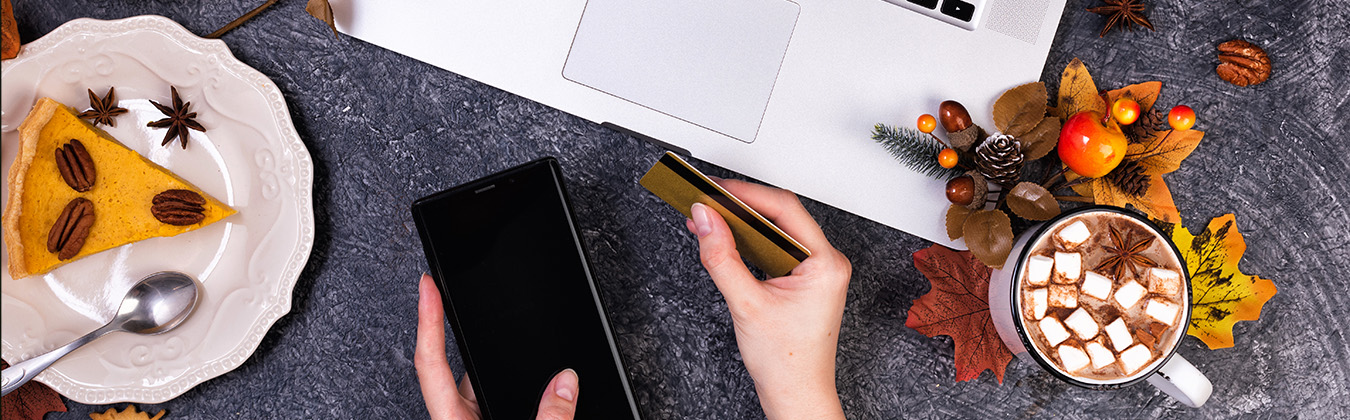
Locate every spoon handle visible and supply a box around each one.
[1,324,115,396]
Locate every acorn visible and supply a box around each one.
[939,100,973,133]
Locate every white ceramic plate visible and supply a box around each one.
[0,16,314,404]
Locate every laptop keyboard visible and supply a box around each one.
[886,0,985,31]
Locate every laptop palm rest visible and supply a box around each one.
[562,0,799,144]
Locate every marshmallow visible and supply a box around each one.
[1104,318,1134,352]
[1115,280,1146,309]
[1064,308,1100,340]
[1025,255,1054,286]
[1086,341,1116,369]
[1056,220,1091,248]
[1049,284,1078,308]
[1145,298,1181,326]
[1080,271,1114,300]
[1054,252,1082,282]
[1057,345,1091,373]
[1039,317,1071,346]
[1147,268,1183,296]
[1028,287,1048,319]
[1119,344,1155,375]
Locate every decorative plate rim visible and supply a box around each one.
[0,15,315,404]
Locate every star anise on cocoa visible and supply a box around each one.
[77,87,128,127]
[147,86,205,149]
[1095,223,1159,280]
[1088,0,1154,38]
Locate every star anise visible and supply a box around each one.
[1088,0,1154,38]
[77,87,128,127]
[1095,223,1159,280]
[147,86,205,149]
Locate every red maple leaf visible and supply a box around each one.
[905,245,1014,383]
[1,359,68,420]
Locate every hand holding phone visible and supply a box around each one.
[415,274,580,420]
[686,179,851,420]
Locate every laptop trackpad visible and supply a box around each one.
[563,0,799,143]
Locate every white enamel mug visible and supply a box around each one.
[989,206,1213,407]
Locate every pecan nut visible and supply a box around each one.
[47,197,96,260]
[1217,39,1271,87]
[55,139,96,192]
[152,189,207,225]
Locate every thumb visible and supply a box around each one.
[535,369,579,420]
[691,203,759,301]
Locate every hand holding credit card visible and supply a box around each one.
[639,152,810,277]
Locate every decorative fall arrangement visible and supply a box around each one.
[886,59,1277,383]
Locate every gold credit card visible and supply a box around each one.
[639,152,810,278]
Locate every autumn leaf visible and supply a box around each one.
[906,245,1013,383]
[963,210,1014,268]
[1104,81,1162,117]
[993,82,1048,136]
[1007,182,1060,221]
[306,0,338,38]
[1,359,68,420]
[1054,58,1106,121]
[945,204,973,240]
[1126,128,1205,176]
[88,405,166,420]
[2,0,19,60]
[1156,214,1277,349]
[1070,170,1181,223]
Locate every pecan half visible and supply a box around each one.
[47,197,96,260]
[152,189,206,225]
[1217,39,1271,87]
[55,139,96,192]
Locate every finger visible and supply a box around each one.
[713,178,833,254]
[415,274,464,419]
[691,203,761,301]
[536,369,580,420]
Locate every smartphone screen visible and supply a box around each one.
[412,158,640,419]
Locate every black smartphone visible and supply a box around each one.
[411,157,641,420]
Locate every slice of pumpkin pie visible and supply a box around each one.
[3,97,235,278]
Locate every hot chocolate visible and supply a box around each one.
[1017,211,1187,381]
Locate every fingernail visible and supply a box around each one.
[555,369,579,402]
[691,203,713,237]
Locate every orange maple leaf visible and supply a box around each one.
[1157,214,1277,349]
[906,245,1013,383]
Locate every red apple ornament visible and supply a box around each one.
[1058,111,1127,178]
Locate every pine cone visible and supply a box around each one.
[1123,108,1164,144]
[1107,159,1151,196]
[975,134,1024,186]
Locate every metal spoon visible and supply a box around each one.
[1,271,199,396]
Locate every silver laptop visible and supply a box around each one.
[332,0,1068,247]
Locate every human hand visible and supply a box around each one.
[414,274,581,420]
[685,179,851,420]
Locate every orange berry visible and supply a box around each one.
[917,114,937,133]
[1111,98,1140,125]
[1169,105,1196,130]
[938,148,959,168]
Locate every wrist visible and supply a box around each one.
[754,375,844,420]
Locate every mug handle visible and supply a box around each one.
[1145,353,1213,407]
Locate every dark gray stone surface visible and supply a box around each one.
[9,0,1349,418]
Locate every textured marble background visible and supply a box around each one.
[9,0,1350,418]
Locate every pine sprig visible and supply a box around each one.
[872,123,963,179]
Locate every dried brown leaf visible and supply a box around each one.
[1018,116,1061,161]
[993,82,1048,136]
[962,210,1014,268]
[1,360,68,420]
[1006,182,1060,221]
[306,0,338,38]
[946,204,973,240]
